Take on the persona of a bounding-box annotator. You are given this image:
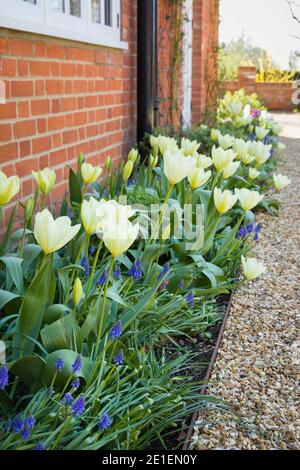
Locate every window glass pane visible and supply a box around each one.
[70,0,81,17]
[105,0,112,26]
[92,0,101,23]
[23,0,37,3]
[50,0,65,13]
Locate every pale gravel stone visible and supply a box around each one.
[191,113,300,450]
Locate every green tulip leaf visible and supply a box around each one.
[0,256,24,295]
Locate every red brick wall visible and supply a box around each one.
[192,0,219,125]
[0,0,137,222]
[157,0,219,128]
[220,66,299,111]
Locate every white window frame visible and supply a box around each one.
[0,0,127,50]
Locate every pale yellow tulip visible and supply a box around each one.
[235,188,263,212]
[255,126,269,140]
[163,150,190,185]
[212,146,236,172]
[34,209,81,254]
[181,137,200,156]
[241,256,267,281]
[0,171,20,205]
[222,161,240,179]
[81,197,104,235]
[214,188,238,214]
[102,219,139,258]
[81,162,103,184]
[188,166,211,190]
[249,168,260,180]
[210,128,221,142]
[32,168,56,196]
[273,174,291,190]
[195,154,213,169]
[217,133,235,150]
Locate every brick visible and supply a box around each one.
[0,124,12,142]
[48,115,65,131]
[37,118,47,134]
[46,80,64,95]
[14,120,36,139]
[30,61,51,76]
[31,99,50,115]
[11,39,34,56]
[18,60,29,76]
[35,80,45,96]
[1,58,17,76]
[63,129,78,145]
[32,136,52,154]
[47,45,65,59]
[18,101,30,118]
[0,142,18,163]
[50,149,67,165]
[61,63,77,77]
[0,102,17,119]
[0,37,9,54]
[11,81,33,97]
[19,140,31,158]
[16,158,39,177]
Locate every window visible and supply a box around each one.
[0,0,127,49]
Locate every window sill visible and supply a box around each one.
[0,15,128,50]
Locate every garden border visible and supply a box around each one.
[182,293,233,450]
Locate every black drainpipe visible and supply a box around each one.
[137,0,158,145]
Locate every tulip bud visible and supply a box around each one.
[122,160,134,182]
[162,224,171,240]
[149,154,158,168]
[128,149,138,162]
[73,278,83,306]
[25,197,34,221]
[0,171,20,206]
[78,153,85,170]
[105,156,113,170]
[32,168,56,197]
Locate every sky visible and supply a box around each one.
[219,0,300,69]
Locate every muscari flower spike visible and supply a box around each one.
[114,266,121,279]
[35,442,45,450]
[98,413,112,431]
[113,353,124,366]
[72,395,85,417]
[178,280,184,289]
[89,245,96,255]
[128,259,143,281]
[110,320,122,340]
[236,227,248,239]
[187,291,195,309]
[97,270,108,286]
[157,262,170,281]
[62,393,74,406]
[71,378,80,389]
[80,257,90,276]
[55,358,64,373]
[0,366,8,390]
[71,355,82,374]
[247,223,255,234]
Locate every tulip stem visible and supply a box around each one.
[64,234,90,304]
[95,257,114,356]
[19,220,28,258]
[86,240,103,298]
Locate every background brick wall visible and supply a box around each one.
[0,0,137,222]
[192,0,219,125]
[220,66,299,112]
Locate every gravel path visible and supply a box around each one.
[191,113,300,450]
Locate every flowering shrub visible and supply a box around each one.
[0,91,290,450]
